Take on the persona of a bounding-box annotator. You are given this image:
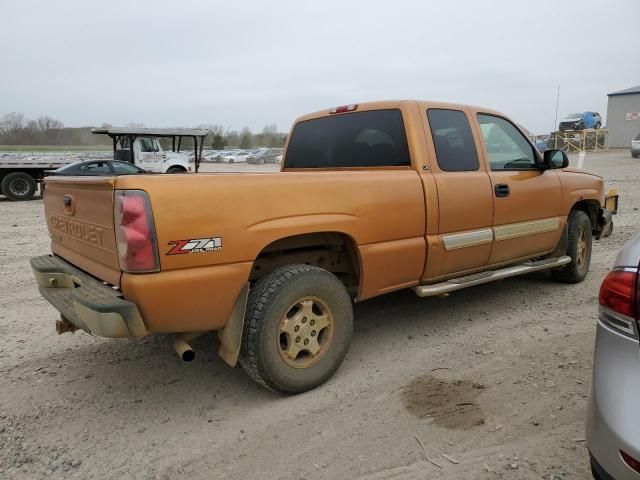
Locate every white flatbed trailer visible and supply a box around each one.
[0,151,110,200]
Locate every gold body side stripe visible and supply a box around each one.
[442,229,493,250]
[493,217,560,241]
[442,217,561,251]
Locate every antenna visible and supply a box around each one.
[553,85,560,132]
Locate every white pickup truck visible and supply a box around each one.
[0,127,209,201]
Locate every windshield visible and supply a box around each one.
[567,113,583,119]
[54,161,82,172]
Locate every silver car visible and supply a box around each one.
[587,231,640,479]
[632,132,640,158]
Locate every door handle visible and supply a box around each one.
[494,184,510,197]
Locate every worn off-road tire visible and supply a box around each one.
[239,264,353,394]
[551,210,592,283]
[1,172,37,201]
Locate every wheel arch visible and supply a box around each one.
[250,231,362,298]
[570,199,600,232]
[166,164,187,172]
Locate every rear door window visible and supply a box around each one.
[285,109,410,168]
[427,109,479,171]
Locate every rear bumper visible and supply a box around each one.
[30,255,147,338]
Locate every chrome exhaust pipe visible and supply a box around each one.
[172,332,203,363]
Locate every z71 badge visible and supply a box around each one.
[167,237,222,255]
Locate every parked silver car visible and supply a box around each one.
[587,231,640,479]
[632,132,640,158]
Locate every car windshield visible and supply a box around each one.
[567,113,583,119]
[54,162,81,173]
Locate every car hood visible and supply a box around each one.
[561,118,582,123]
[562,167,603,179]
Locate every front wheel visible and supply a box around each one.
[166,167,186,174]
[551,210,592,283]
[240,265,353,394]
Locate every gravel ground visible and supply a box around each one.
[0,150,638,480]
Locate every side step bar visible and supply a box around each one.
[413,255,571,298]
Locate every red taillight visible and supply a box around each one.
[114,190,159,273]
[330,104,358,114]
[621,450,640,474]
[599,270,636,318]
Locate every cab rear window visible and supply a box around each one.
[285,109,411,168]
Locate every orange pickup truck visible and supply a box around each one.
[31,100,617,394]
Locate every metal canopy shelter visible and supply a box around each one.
[91,127,210,172]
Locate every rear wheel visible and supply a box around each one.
[240,264,353,394]
[1,172,37,201]
[166,167,186,173]
[551,210,592,283]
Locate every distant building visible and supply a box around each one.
[606,85,640,147]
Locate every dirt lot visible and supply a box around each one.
[1,150,638,480]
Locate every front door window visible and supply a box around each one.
[477,114,537,170]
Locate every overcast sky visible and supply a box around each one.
[1,0,639,134]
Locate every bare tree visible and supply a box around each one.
[239,127,252,149]
[0,112,27,143]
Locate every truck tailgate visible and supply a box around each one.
[44,177,121,286]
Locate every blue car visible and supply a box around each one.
[559,112,602,131]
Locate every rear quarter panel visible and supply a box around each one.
[115,171,426,331]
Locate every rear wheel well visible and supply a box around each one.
[251,233,360,297]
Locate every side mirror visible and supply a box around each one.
[543,149,568,169]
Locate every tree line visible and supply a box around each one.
[0,112,287,149]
